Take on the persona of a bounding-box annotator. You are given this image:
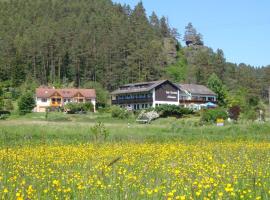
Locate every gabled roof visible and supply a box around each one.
[36,88,96,98]
[111,80,180,95]
[178,84,216,96]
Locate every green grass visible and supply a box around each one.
[1,112,270,199]
[0,112,270,146]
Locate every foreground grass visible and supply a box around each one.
[1,114,270,199]
[0,117,270,146]
[1,142,270,199]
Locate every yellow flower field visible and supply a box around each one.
[1,142,270,199]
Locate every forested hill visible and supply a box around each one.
[0,0,270,102]
[0,0,178,90]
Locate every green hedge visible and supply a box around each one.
[200,108,228,124]
[111,106,131,119]
[65,102,93,114]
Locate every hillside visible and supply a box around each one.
[0,0,177,90]
[0,0,269,103]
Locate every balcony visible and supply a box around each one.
[179,99,217,104]
[112,97,153,105]
[50,102,62,107]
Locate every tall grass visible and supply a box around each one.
[0,116,270,146]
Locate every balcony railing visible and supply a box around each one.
[179,99,217,104]
[50,102,62,107]
[112,97,153,105]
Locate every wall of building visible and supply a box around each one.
[35,97,96,112]
[153,81,179,108]
[155,82,179,102]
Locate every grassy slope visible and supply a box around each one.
[0,112,270,146]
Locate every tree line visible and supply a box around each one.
[0,0,270,108]
[0,0,177,91]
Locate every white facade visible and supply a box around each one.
[35,96,96,112]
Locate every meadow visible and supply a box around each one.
[1,112,270,199]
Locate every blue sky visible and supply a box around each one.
[113,0,270,67]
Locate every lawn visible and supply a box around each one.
[0,112,270,199]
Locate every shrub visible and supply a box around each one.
[155,104,194,118]
[240,109,257,121]
[111,106,130,119]
[97,106,111,113]
[91,122,109,142]
[65,102,93,114]
[200,108,228,124]
[18,92,36,115]
[228,105,241,121]
[0,97,4,110]
[0,110,11,120]
[84,102,94,112]
[137,110,159,122]
[4,99,14,111]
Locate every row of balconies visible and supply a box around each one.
[112,98,216,105]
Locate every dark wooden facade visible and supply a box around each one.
[155,81,178,102]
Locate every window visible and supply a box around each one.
[41,98,47,102]
[208,97,215,101]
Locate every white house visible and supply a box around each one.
[111,80,180,110]
[111,80,217,111]
[35,87,96,112]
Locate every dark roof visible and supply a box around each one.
[178,84,216,96]
[111,80,180,95]
[36,88,96,98]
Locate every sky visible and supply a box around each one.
[113,0,270,67]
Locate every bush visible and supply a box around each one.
[0,97,4,110]
[200,108,228,124]
[240,109,257,121]
[65,102,93,114]
[84,102,94,112]
[111,106,130,119]
[18,92,36,115]
[228,105,241,121]
[0,110,11,120]
[155,104,194,118]
[91,122,109,142]
[4,99,14,111]
[97,106,111,113]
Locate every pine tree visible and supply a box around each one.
[207,73,227,106]
[18,92,36,115]
[183,22,203,46]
